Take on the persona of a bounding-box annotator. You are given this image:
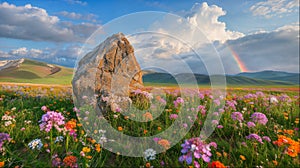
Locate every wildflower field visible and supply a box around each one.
[0,83,299,168]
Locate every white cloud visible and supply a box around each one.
[217,23,299,74]
[186,2,244,42]
[126,2,244,74]
[65,0,87,6]
[0,45,83,67]
[0,2,99,42]
[250,0,299,18]
[58,11,97,22]
[9,47,43,58]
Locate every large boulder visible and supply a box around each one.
[72,33,143,113]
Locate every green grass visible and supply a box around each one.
[0,59,73,85]
[0,85,299,167]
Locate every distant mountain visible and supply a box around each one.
[0,59,298,86]
[0,58,73,85]
[237,70,299,84]
[143,72,298,86]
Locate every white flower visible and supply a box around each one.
[54,136,64,143]
[28,139,43,150]
[270,97,278,103]
[144,148,156,161]
[4,121,12,126]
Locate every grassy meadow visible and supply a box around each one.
[0,83,299,167]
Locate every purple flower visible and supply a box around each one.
[246,133,263,144]
[52,157,62,167]
[39,111,65,132]
[231,112,244,122]
[262,136,271,142]
[179,137,213,164]
[0,133,11,151]
[169,114,178,120]
[251,112,268,125]
[247,121,256,128]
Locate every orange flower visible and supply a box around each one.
[118,126,123,131]
[216,152,222,157]
[82,147,91,153]
[158,139,170,150]
[95,144,101,153]
[86,156,92,159]
[273,160,278,166]
[208,161,226,168]
[157,127,162,131]
[283,129,294,136]
[0,161,4,168]
[144,130,148,134]
[145,162,151,168]
[65,119,77,130]
[274,135,300,157]
[240,155,246,161]
[143,112,153,121]
[63,155,77,168]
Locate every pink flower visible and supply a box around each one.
[20,127,26,131]
[39,111,65,132]
[41,106,47,111]
[251,112,268,125]
[231,112,244,122]
[169,114,178,120]
[217,125,223,129]
[247,121,256,128]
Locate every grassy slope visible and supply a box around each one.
[0,59,73,85]
[0,59,298,86]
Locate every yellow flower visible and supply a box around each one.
[240,155,246,161]
[91,139,96,144]
[82,147,91,153]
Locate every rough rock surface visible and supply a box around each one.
[72,33,143,113]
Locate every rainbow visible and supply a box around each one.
[227,44,248,72]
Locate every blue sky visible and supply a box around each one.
[0,0,299,74]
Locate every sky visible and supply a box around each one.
[0,0,299,74]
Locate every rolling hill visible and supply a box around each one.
[142,72,297,86]
[0,59,73,85]
[237,70,299,84]
[0,58,298,86]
